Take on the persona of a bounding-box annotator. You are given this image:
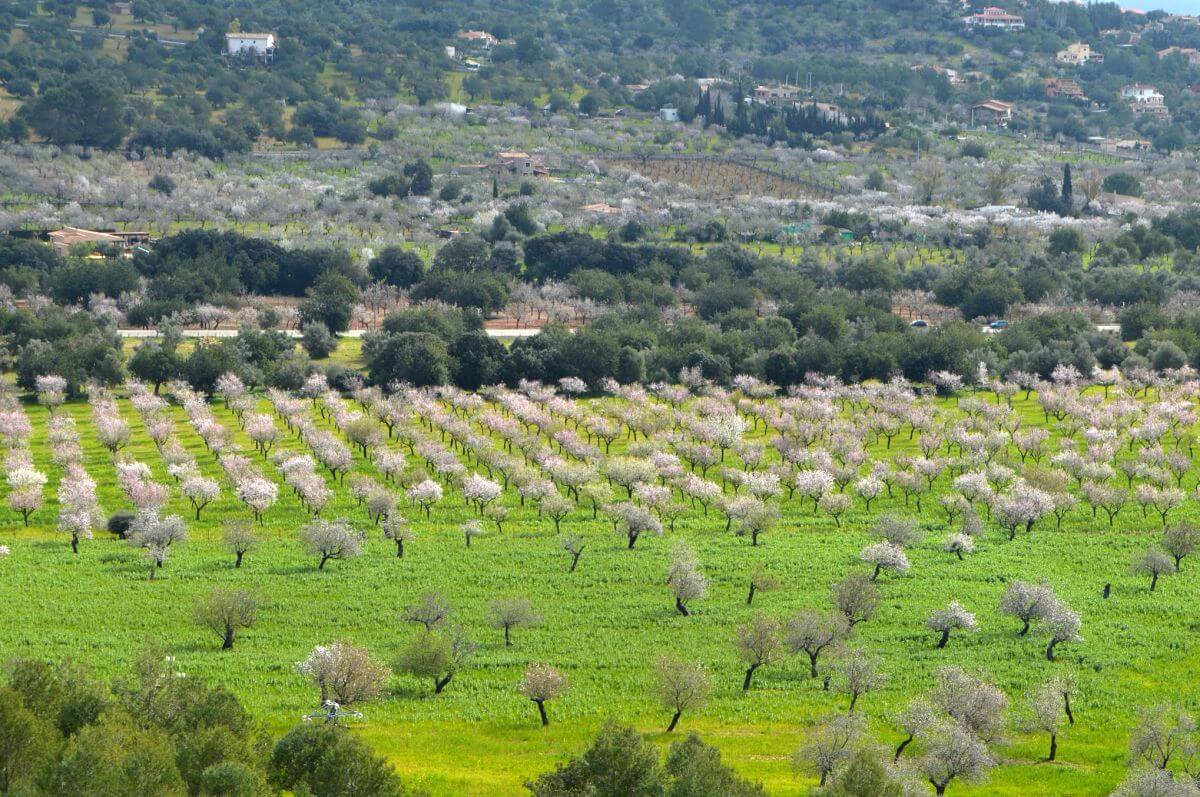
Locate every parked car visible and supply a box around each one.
[988,320,1009,330]
[910,319,929,328]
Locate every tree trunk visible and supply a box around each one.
[71,535,78,554]
[396,539,404,558]
[675,597,689,616]
[848,693,859,713]
[1048,732,1057,761]
[627,533,637,549]
[319,554,329,570]
[937,629,950,648]
[747,583,756,605]
[1019,617,1030,636]
[1046,639,1058,661]
[535,699,549,726]
[435,673,453,693]
[1064,694,1074,726]
[504,626,512,646]
[1150,572,1159,591]
[872,564,881,582]
[222,627,235,650]
[742,663,759,691]
[894,734,913,762]
[808,652,819,679]
[235,550,244,568]
[569,552,581,572]
[666,710,682,733]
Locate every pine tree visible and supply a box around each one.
[1060,163,1073,216]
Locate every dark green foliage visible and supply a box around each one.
[269,724,405,797]
[370,247,426,287]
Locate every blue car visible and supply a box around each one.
[988,320,1009,330]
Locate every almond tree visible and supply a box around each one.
[296,641,387,705]
[860,541,910,582]
[382,514,414,558]
[518,663,569,726]
[831,572,878,628]
[1026,680,1067,761]
[794,712,865,787]
[833,651,887,713]
[920,721,996,796]
[653,656,711,733]
[193,587,261,650]
[393,627,478,694]
[128,510,187,579]
[1162,523,1199,571]
[783,610,847,680]
[181,475,219,521]
[561,533,585,572]
[1132,548,1175,592]
[734,614,783,691]
[407,479,443,518]
[6,467,46,526]
[488,597,541,646]
[928,602,978,649]
[402,590,451,631]
[999,581,1056,636]
[300,519,365,570]
[222,521,259,568]
[746,564,781,606]
[1043,601,1082,661]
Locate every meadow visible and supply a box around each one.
[1,372,1198,796]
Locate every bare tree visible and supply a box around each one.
[382,514,414,557]
[561,533,585,572]
[831,572,879,628]
[893,699,938,762]
[1129,705,1197,771]
[931,666,1009,743]
[221,521,259,568]
[833,651,887,713]
[734,614,783,691]
[653,656,711,733]
[667,543,708,616]
[402,590,452,631]
[488,597,541,646]
[783,610,848,680]
[746,564,781,606]
[518,663,569,726]
[193,588,261,650]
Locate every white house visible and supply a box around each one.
[1057,43,1103,65]
[964,7,1025,31]
[226,32,276,60]
[1121,83,1169,115]
[659,107,680,122]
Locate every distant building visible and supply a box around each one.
[1043,78,1087,101]
[1121,83,1169,116]
[580,203,622,215]
[659,107,680,122]
[972,99,1013,126]
[1057,42,1103,65]
[494,151,549,178]
[444,45,456,59]
[911,64,964,86]
[964,7,1025,31]
[753,84,803,107]
[1158,46,1200,67]
[47,227,150,256]
[457,30,498,47]
[226,32,276,62]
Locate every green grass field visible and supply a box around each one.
[0,381,1196,795]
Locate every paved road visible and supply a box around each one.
[118,327,543,339]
